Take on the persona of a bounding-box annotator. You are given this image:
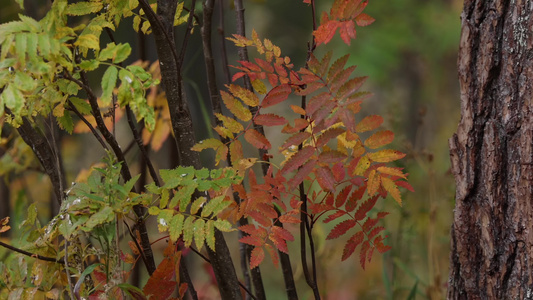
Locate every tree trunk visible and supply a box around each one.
[448,1,533,299]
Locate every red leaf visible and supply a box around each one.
[314,18,340,45]
[374,235,392,254]
[287,160,315,190]
[339,110,356,132]
[254,113,288,126]
[255,58,273,72]
[307,92,331,115]
[346,184,366,212]
[342,231,364,261]
[338,20,356,45]
[326,219,356,240]
[396,180,415,192]
[250,247,265,269]
[335,185,352,207]
[269,231,289,253]
[281,118,310,133]
[280,132,312,151]
[279,213,301,224]
[244,128,272,150]
[262,84,291,108]
[368,226,385,240]
[265,243,279,267]
[318,150,347,164]
[316,166,336,192]
[316,128,344,148]
[143,256,176,299]
[239,60,261,72]
[327,54,349,82]
[332,162,345,182]
[364,130,394,149]
[239,235,265,247]
[356,13,375,27]
[353,195,378,221]
[337,76,367,100]
[271,226,295,242]
[356,115,383,133]
[324,210,347,224]
[359,240,370,269]
[281,146,315,174]
[362,217,379,233]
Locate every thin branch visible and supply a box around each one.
[125,106,161,187]
[217,0,231,84]
[177,0,197,71]
[0,240,61,263]
[67,100,109,151]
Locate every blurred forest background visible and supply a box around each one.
[0,0,462,299]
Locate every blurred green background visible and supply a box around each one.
[0,0,462,299]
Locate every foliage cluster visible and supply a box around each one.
[0,0,411,299]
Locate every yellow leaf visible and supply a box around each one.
[353,155,370,176]
[367,170,380,196]
[381,176,402,206]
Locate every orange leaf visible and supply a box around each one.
[290,105,306,115]
[367,149,406,163]
[250,247,265,269]
[364,130,394,149]
[355,13,375,27]
[244,129,271,150]
[318,150,347,164]
[377,166,407,179]
[367,170,380,196]
[355,115,383,133]
[228,84,259,107]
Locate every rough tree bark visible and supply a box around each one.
[448,0,533,299]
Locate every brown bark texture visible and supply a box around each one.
[449,0,533,299]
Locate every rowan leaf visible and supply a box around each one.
[374,235,392,254]
[367,170,380,196]
[316,166,336,192]
[281,146,315,174]
[66,2,103,15]
[327,54,349,82]
[324,210,347,223]
[240,235,265,247]
[356,115,383,133]
[335,185,352,207]
[169,214,184,242]
[280,132,311,151]
[250,247,265,269]
[287,160,315,189]
[318,150,347,164]
[190,197,207,215]
[290,105,306,115]
[354,195,378,221]
[364,130,394,149]
[342,231,364,261]
[101,66,118,105]
[377,167,407,179]
[193,219,206,251]
[353,155,371,176]
[316,128,345,148]
[229,140,244,165]
[228,84,259,107]
[143,256,176,299]
[306,92,331,116]
[271,226,294,242]
[254,113,287,126]
[215,113,244,133]
[261,84,291,108]
[182,216,195,247]
[356,13,375,27]
[359,240,371,269]
[213,219,234,232]
[221,90,252,121]
[244,128,271,150]
[367,149,406,163]
[396,180,415,192]
[381,176,402,206]
[326,219,356,240]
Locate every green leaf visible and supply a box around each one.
[57,111,74,134]
[190,197,207,215]
[193,219,206,251]
[201,195,223,217]
[205,220,216,251]
[213,219,234,232]
[83,206,114,231]
[79,59,100,71]
[69,97,92,115]
[183,216,195,247]
[101,66,118,104]
[113,43,131,63]
[66,2,103,16]
[169,214,184,242]
[15,33,27,67]
[123,174,141,194]
[157,209,174,232]
[14,71,36,92]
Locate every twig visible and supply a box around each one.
[0,240,61,263]
[67,100,109,151]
